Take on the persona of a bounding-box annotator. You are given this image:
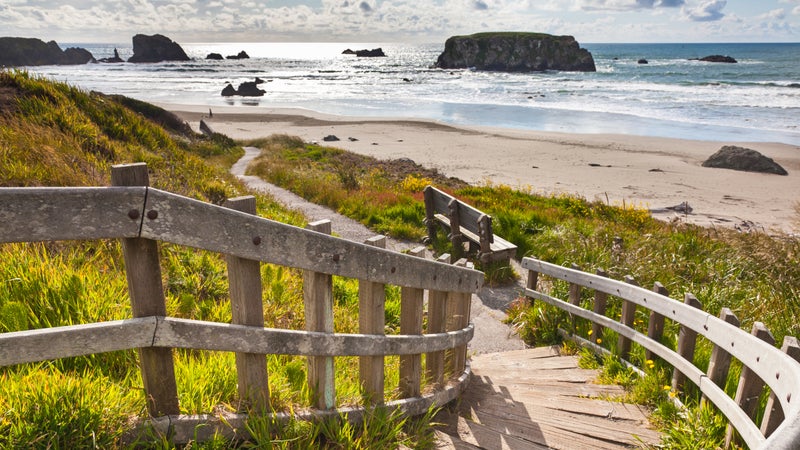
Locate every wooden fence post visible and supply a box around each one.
[725,322,775,448]
[645,282,668,361]
[568,263,582,332]
[477,213,493,259]
[618,276,639,361]
[447,198,463,260]
[224,196,269,413]
[425,253,450,386]
[399,246,426,398]
[704,308,740,406]
[761,336,800,437]
[359,235,387,404]
[591,268,608,343]
[450,259,472,376]
[423,186,437,245]
[303,219,335,409]
[111,163,180,417]
[671,293,702,393]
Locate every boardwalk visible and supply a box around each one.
[435,347,660,449]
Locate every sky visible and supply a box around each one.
[1,0,799,44]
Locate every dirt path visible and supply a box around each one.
[232,146,526,354]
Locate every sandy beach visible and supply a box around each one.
[165,104,800,235]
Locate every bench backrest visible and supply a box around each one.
[423,186,493,245]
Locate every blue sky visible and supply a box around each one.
[1,0,798,43]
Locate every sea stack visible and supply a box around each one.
[128,34,190,63]
[435,32,596,72]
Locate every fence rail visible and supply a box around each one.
[522,257,800,450]
[0,163,484,443]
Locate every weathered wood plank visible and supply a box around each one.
[761,336,800,437]
[303,219,335,410]
[672,293,702,392]
[425,253,450,386]
[451,259,471,376]
[359,235,386,404]
[591,268,608,342]
[224,196,269,413]
[646,282,668,361]
[153,318,473,356]
[726,322,775,448]
[424,185,488,236]
[0,187,145,242]
[617,276,638,360]
[399,246,425,398]
[139,189,482,293]
[112,163,179,417]
[0,318,155,366]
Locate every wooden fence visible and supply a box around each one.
[0,163,484,443]
[522,257,800,450]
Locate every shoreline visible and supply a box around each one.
[164,103,800,234]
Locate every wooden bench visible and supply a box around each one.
[423,185,517,265]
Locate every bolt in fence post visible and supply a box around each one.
[645,282,668,362]
[725,322,775,448]
[591,269,608,343]
[399,246,426,398]
[672,293,702,393]
[761,336,800,437]
[425,253,451,386]
[618,276,638,361]
[359,235,387,405]
[111,163,180,417]
[224,196,270,413]
[303,219,335,410]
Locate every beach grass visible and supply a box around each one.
[0,71,436,448]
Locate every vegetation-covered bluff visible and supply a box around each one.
[435,32,596,72]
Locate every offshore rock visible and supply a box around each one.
[435,32,596,72]
[206,53,224,60]
[692,55,737,63]
[98,48,124,63]
[128,34,190,63]
[0,37,95,66]
[226,51,250,59]
[702,146,787,175]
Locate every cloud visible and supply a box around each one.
[578,0,684,11]
[682,0,727,22]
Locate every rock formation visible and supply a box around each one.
[343,48,386,57]
[435,32,596,72]
[0,37,95,66]
[226,51,250,59]
[220,79,266,97]
[691,55,737,63]
[98,48,124,63]
[702,146,787,175]
[127,34,190,63]
[206,53,224,60]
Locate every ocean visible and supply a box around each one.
[29,41,800,146]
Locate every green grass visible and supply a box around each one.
[0,71,438,448]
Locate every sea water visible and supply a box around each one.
[29,42,800,145]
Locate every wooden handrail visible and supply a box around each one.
[522,257,800,450]
[0,187,483,293]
